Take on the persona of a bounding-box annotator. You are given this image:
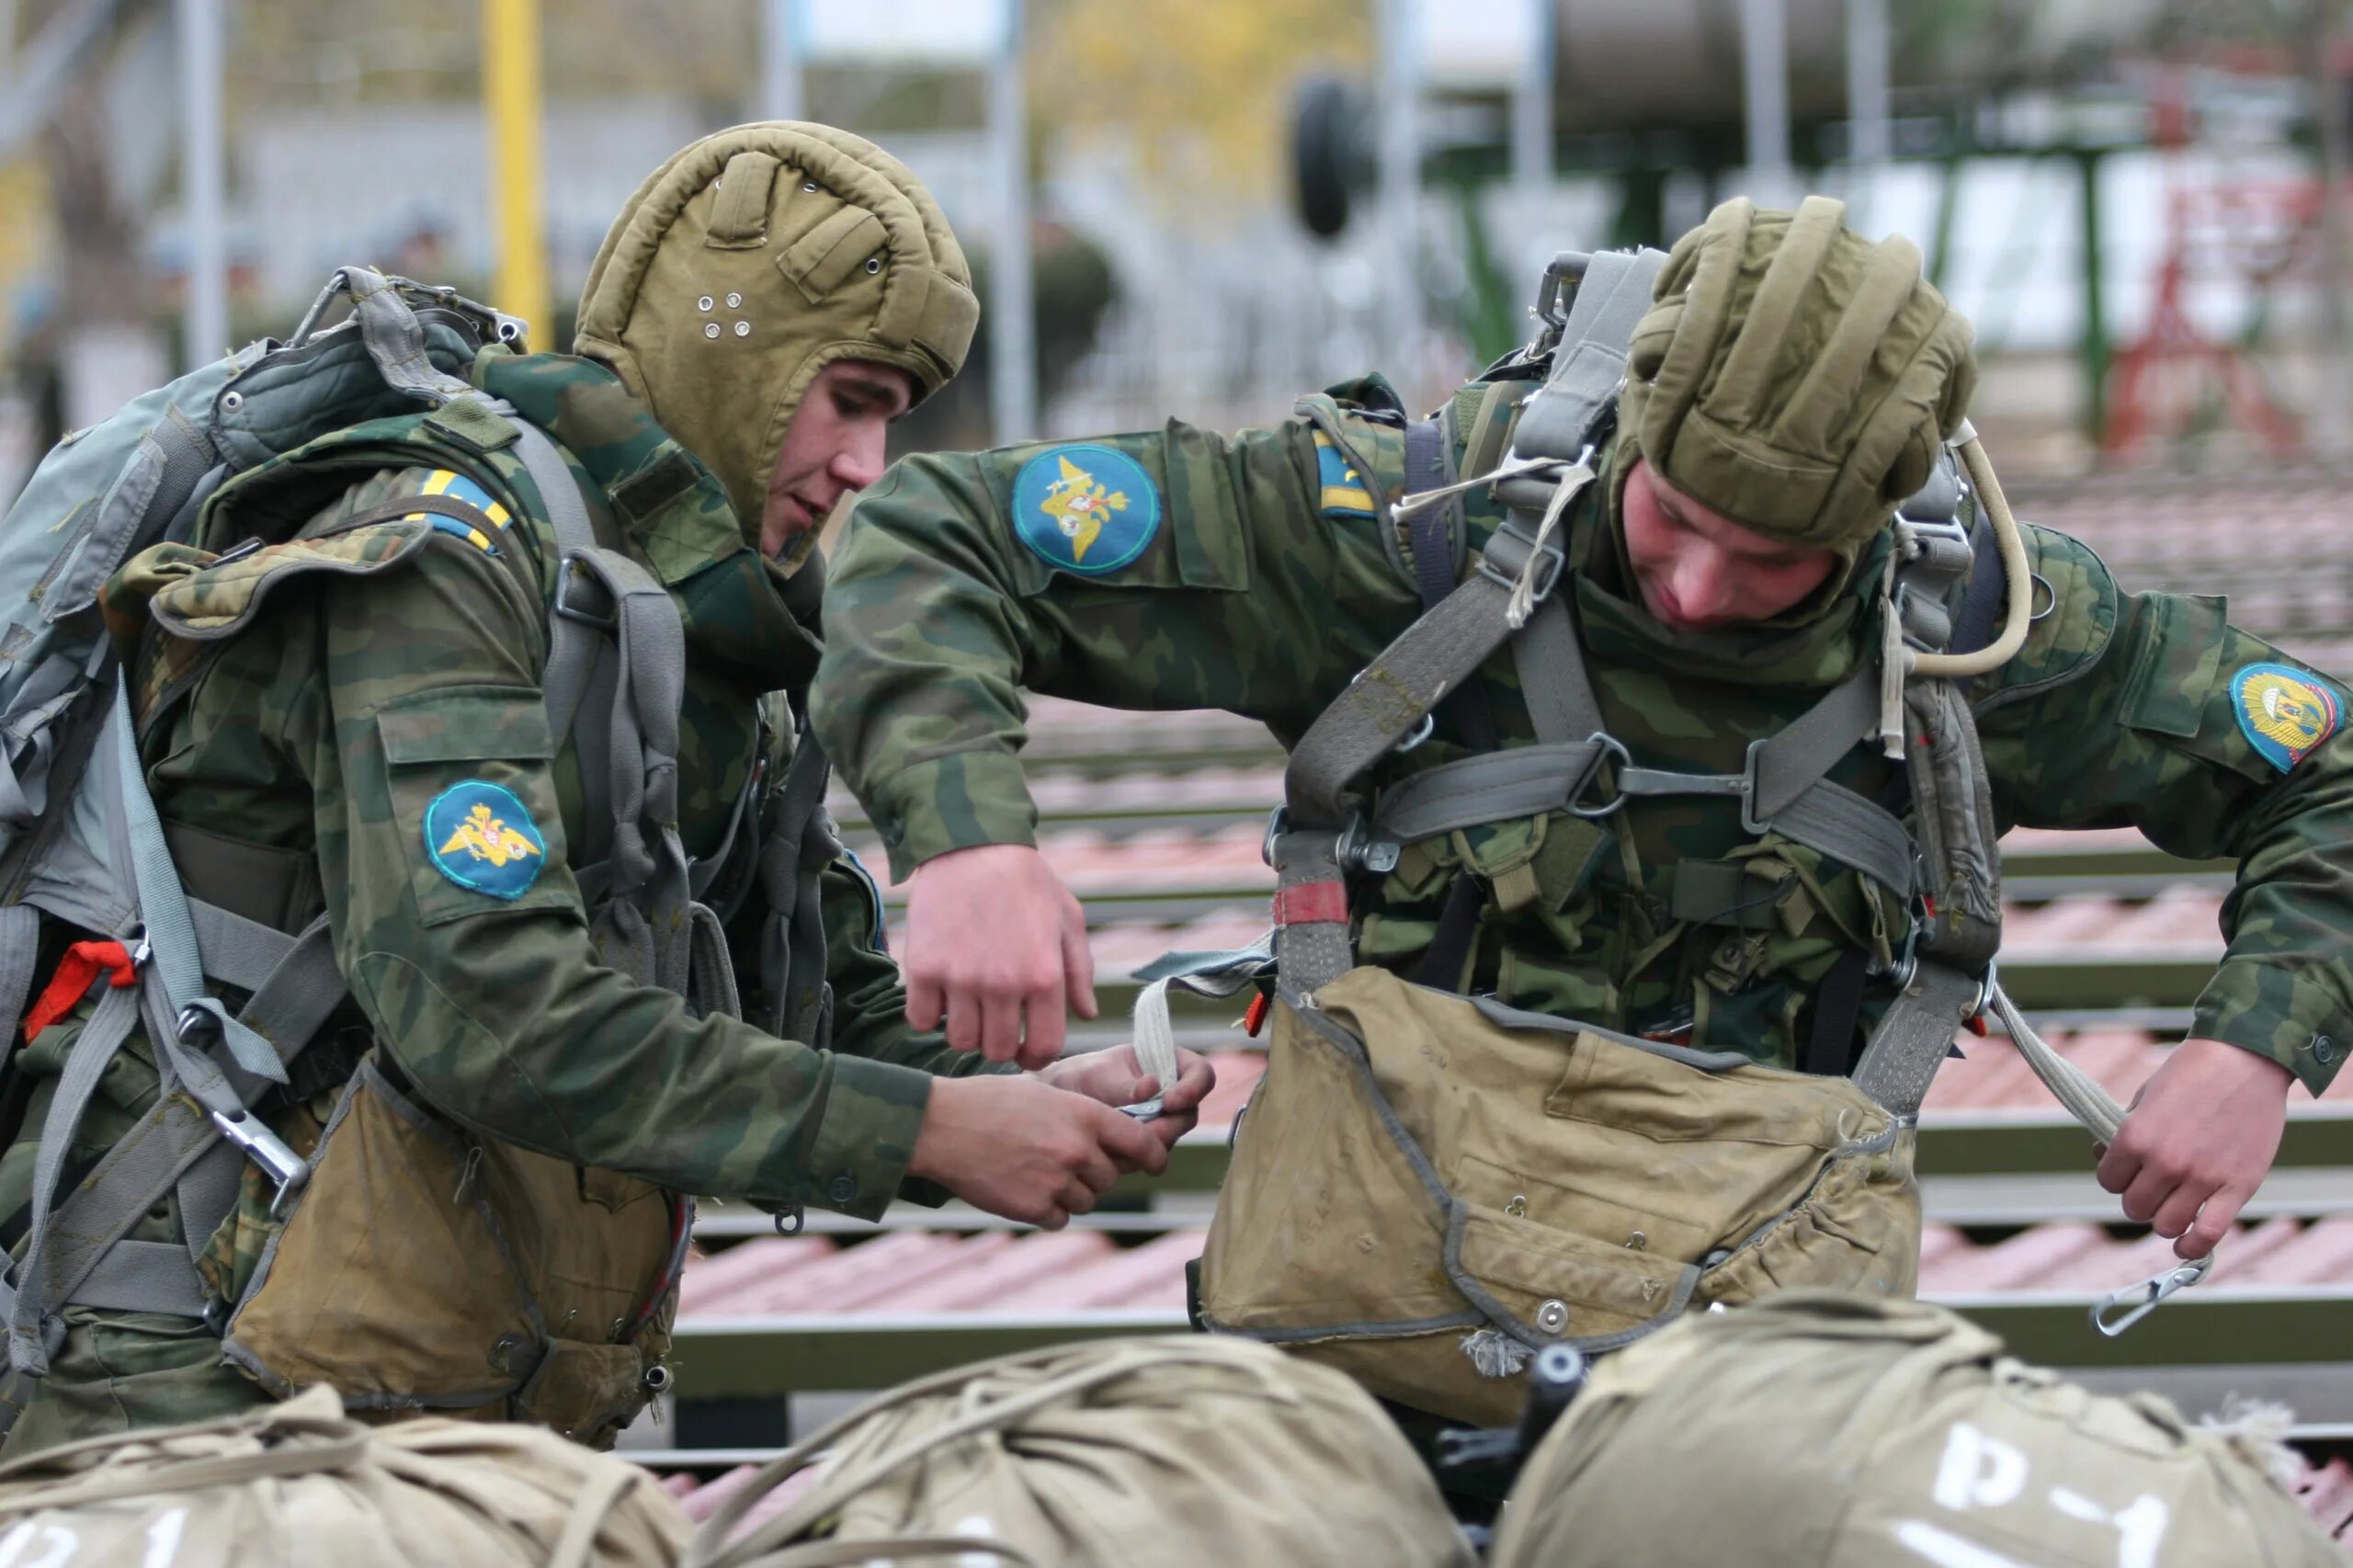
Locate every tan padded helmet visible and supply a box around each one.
[575,121,978,542]
[1616,195,1977,561]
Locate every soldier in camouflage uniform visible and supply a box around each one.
[0,123,1208,1453]
[813,196,2345,1286]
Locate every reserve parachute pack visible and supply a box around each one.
[1488,1291,2347,1568]
[0,1384,688,1567]
[0,270,842,1441]
[680,1335,1476,1568]
[1174,245,2196,1427]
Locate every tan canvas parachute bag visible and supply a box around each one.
[1192,966,1919,1427]
[1488,1291,2347,1568]
[0,1384,689,1567]
[681,1335,1476,1568]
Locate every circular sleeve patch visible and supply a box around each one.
[1009,445,1161,575]
[425,781,548,899]
[2231,663,2341,771]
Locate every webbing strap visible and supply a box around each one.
[1374,741,1611,844]
[0,906,40,1052]
[104,687,284,1088]
[187,905,345,1082]
[1402,414,1501,993]
[1267,830,1354,994]
[1847,960,1980,1117]
[756,727,836,1041]
[563,546,696,994]
[1283,571,1528,829]
[1501,250,1666,473]
[33,1240,209,1319]
[514,425,611,751]
[6,981,144,1372]
[1511,595,1605,746]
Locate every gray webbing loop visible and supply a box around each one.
[315,267,479,406]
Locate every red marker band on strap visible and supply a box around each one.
[24,940,140,1041]
[1271,881,1347,927]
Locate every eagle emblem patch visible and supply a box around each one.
[425,781,546,899]
[2231,663,2340,771]
[1011,445,1159,575]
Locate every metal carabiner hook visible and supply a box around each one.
[2090,1256,2211,1337]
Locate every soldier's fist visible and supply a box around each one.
[907,1074,1164,1229]
[2099,1037,2292,1260]
[903,843,1096,1069]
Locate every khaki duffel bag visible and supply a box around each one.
[0,1386,688,1567]
[1198,966,1919,1425]
[1490,1291,2346,1568]
[684,1335,1475,1568]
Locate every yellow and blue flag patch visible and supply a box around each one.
[1313,432,1377,519]
[404,469,512,557]
[2232,663,2341,771]
[425,781,546,899]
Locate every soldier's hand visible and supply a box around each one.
[909,1074,1165,1228]
[2097,1037,2293,1260]
[904,844,1096,1070]
[1038,1043,1219,1153]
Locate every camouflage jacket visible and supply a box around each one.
[3,350,973,1301]
[813,374,2353,1097]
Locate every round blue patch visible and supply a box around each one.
[424,781,548,900]
[2230,663,2341,772]
[1010,445,1160,575]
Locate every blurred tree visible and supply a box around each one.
[1030,0,1370,217]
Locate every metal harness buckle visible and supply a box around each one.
[176,1006,313,1219]
[551,553,619,631]
[1565,734,1632,820]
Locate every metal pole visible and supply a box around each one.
[2308,0,2352,457]
[483,0,551,346]
[1378,0,1422,359]
[2076,148,2107,448]
[760,0,803,122]
[987,0,1034,442]
[175,0,227,368]
[1740,0,1792,208]
[1511,0,1553,194]
[1844,0,1889,223]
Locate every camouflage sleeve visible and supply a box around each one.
[1975,524,2353,1095]
[311,536,934,1221]
[813,404,1422,879]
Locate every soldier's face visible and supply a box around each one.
[761,359,917,557]
[1619,458,1839,632]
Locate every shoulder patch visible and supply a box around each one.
[404,469,513,556]
[1313,431,1377,518]
[2231,663,2340,771]
[424,780,547,899]
[1010,445,1160,575]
